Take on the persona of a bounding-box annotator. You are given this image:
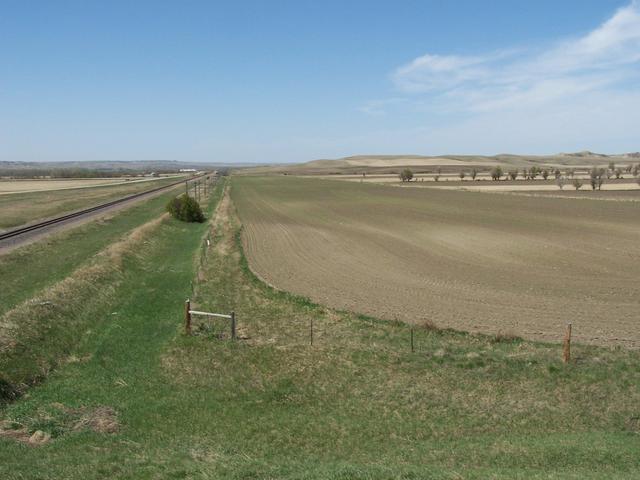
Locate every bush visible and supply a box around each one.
[166,195,205,223]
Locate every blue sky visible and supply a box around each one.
[1,0,638,163]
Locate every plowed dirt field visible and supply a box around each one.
[232,176,640,347]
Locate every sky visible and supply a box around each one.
[1,0,639,163]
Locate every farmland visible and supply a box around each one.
[0,175,187,230]
[314,173,640,191]
[232,176,640,348]
[1,180,639,479]
[0,175,183,194]
[5,1,640,477]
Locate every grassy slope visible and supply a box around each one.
[0,188,181,318]
[0,183,221,478]
[0,176,183,230]
[1,179,639,479]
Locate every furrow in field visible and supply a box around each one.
[233,177,640,348]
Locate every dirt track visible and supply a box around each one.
[232,176,640,348]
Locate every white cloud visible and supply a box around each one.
[392,53,494,92]
[389,2,640,114]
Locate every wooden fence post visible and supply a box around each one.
[563,323,572,363]
[230,311,236,340]
[184,299,192,336]
[411,327,414,353]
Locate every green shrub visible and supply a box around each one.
[166,195,205,223]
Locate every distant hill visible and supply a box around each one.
[558,150,609,158]
[0,160,262,172]
[236,152,639,175]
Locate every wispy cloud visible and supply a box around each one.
[358,97,408,116]
[390,2,640,114]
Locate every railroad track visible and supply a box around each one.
[0,174,207,243]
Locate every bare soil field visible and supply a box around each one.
[232,176,640,348]
[319,173,640,188]
[426,182,640,192]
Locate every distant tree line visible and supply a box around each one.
[396,162,640,191]
[0,168,181,179]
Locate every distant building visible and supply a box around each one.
[179,168,197,172]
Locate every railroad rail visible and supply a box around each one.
[0,174,208,242]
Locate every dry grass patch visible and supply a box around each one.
[0,404,119,446]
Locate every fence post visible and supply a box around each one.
[410,327,414,353]
[563,323,572,363]
[230,311,236,340]
[184,299,192,336]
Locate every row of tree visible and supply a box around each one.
[399,163,640,184]
[562,167,640,191]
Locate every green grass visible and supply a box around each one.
[1,178,639,479]
[0,176,184,230]
[0,188,180,318]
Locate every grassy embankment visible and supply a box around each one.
[1,177,638,478]
[0,175,185,230]
[0,187,183,319]
[0,178,221,424]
